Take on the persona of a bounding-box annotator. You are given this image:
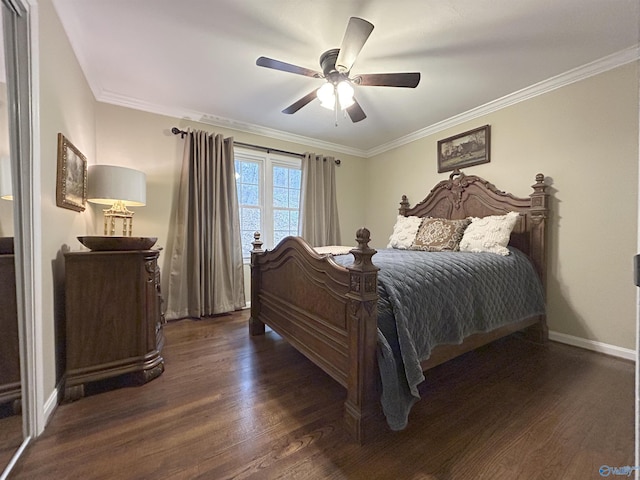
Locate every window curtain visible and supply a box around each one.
[165,129,245,320]
[299,152,341,246]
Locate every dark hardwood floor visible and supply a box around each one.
[0,412,22,471]
[10,311,634,479]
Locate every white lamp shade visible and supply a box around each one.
[337,81,355,109]
[0,156,13,200]
[87,164,146,206]
[317,82,335,110]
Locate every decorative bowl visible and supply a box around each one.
[77,236,158,251]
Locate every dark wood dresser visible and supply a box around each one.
[63,249,164,401]
[0,253,20,412]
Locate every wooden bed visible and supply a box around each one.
[249,169,549,443]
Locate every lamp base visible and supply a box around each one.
[103,200,134,236]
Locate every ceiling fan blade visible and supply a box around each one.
[354,72,421,88]
[346,98,367,123]
[335,17,374,73]
[282,89,319,114]
[256,56,322,78]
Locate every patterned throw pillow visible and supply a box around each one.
[459,211,520,256]
[387,215,423,249]
[410,217,471,252]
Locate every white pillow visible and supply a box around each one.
[387,215,422,249]
[313,245,353,256]
[459,211,520,256]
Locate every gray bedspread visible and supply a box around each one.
[334,247,545,430]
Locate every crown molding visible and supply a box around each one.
[94,46,638,160]
[365,45,640,157]
[96,90,368,158]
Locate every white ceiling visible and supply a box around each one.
[52,0,639,157]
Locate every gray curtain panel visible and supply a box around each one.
[300,152,341,246]
[165,129,245,320]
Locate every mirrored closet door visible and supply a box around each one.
[0,79,20,474]
[1,0,35,477]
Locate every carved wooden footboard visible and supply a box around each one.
[249,229,381,443]
[249,169,550,444]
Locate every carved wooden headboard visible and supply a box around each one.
[398,169,549,287]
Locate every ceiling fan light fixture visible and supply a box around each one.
[337,81,355,109]
[317,81,354,111]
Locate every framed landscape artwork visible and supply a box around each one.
[437,125,490,173]
[56,133,87,212]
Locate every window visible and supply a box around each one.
[235,148,302,259]
[235,156,262,258]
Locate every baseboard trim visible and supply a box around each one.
[549,330,636,362]
[43,384,59,427]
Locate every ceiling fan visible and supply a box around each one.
[256,17,420,123]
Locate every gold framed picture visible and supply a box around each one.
[56,133,87,212]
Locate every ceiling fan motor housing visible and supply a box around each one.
[320,49,345,83]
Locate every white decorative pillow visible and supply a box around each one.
[459,211,520,256]
[313,245,353,256]
[387,215,422,249]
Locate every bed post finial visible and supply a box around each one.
[251,231,263,253]
[398,195,410,216]
[529,174,548,220]
[350,228,377,271]
[355,227,371,248]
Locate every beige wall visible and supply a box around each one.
[38,0,97,395]
[365,62,639,350]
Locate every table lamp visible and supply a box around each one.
[87,164,146,236]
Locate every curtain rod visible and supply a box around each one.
[170,127,340,165]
